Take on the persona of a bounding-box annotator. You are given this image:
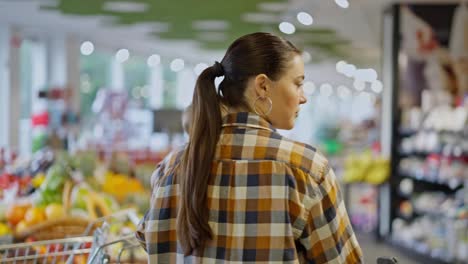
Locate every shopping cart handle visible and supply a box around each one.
[377,257,398,264]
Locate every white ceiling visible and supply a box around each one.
[0,0,462,65]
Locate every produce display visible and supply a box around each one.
[0,148,155,243]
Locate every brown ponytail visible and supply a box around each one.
[177,65,222,255]
[176,32,301,255]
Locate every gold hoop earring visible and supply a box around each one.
[253,96,272,116]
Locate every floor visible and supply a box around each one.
[357,233,419,264]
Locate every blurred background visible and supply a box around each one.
[0,0,466,263]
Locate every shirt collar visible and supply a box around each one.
[222,112,276,132]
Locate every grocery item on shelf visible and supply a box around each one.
[399,156,466,189]
[392,210,467,262]
[400,105,467,135]
[344,150,390,184]
[393,187,467,262]
[347,184,378,232]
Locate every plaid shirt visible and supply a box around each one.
[137,112,363,263]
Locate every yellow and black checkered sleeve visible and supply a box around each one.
[298,166,363,263]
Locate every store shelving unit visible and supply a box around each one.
[380,4,467,264]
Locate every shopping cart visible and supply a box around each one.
[0,209,145,264]
[1,207,399,264]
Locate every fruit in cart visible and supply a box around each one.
[62,180,72,213]
[86,192,112,219]
[45,203,65,220]
[31,172,46,188]
[102,193,120,212]
[70,183,91,210]
[25,236,37,242]
[73,255,87,264]
[15,220,28,233]
[73,150,97,178]
[70,208,89,218]
[0,222,11,236]
[36,188,63,207]
[49,244,64,253]
[6,204,30,226]
[0,203,6,221]
[55,150,75,168]
[42,163,68,191]
[102,172,145,202]
[0,173,15,190]
[24,207,46,225]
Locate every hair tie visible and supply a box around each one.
[212,61,224,77]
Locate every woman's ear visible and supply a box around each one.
[254,74,271,97]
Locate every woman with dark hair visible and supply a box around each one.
[137,32,363,263]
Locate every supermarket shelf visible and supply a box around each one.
[399,128,467,137]
[398,151,437,159]
[398,172,463,191]
[413,209,447,219]
[387,239,453,264]
[399,151,468,160]
[398,128,418,137]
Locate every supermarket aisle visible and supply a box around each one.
[357,233,419,264]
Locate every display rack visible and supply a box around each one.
[380,4,467,264]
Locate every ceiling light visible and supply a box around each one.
[335,0,350,9]
[297,12,313,26]
[279,22,296,35]
[320,83,333,97]
[302,51,311,63]
[303,81,316,95]
[353,80,366,91]
[170,59,185,72]
[102,2,148,13]
[336,61,347,73]
[194,63,209,75]
[116,49,130,63]
[337,85,351,99]
[342,64,357,78]
[371,80,383,93]
[355,69,378,82]
[192,20,230,31]
[147,54,161,67]
[80,41,94,56]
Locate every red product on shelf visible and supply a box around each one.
[31,112,49,127]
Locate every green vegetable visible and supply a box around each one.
[36,189,62,207]
[70,184,90,210]
[74,151,97,178]
[42,164,68,191]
